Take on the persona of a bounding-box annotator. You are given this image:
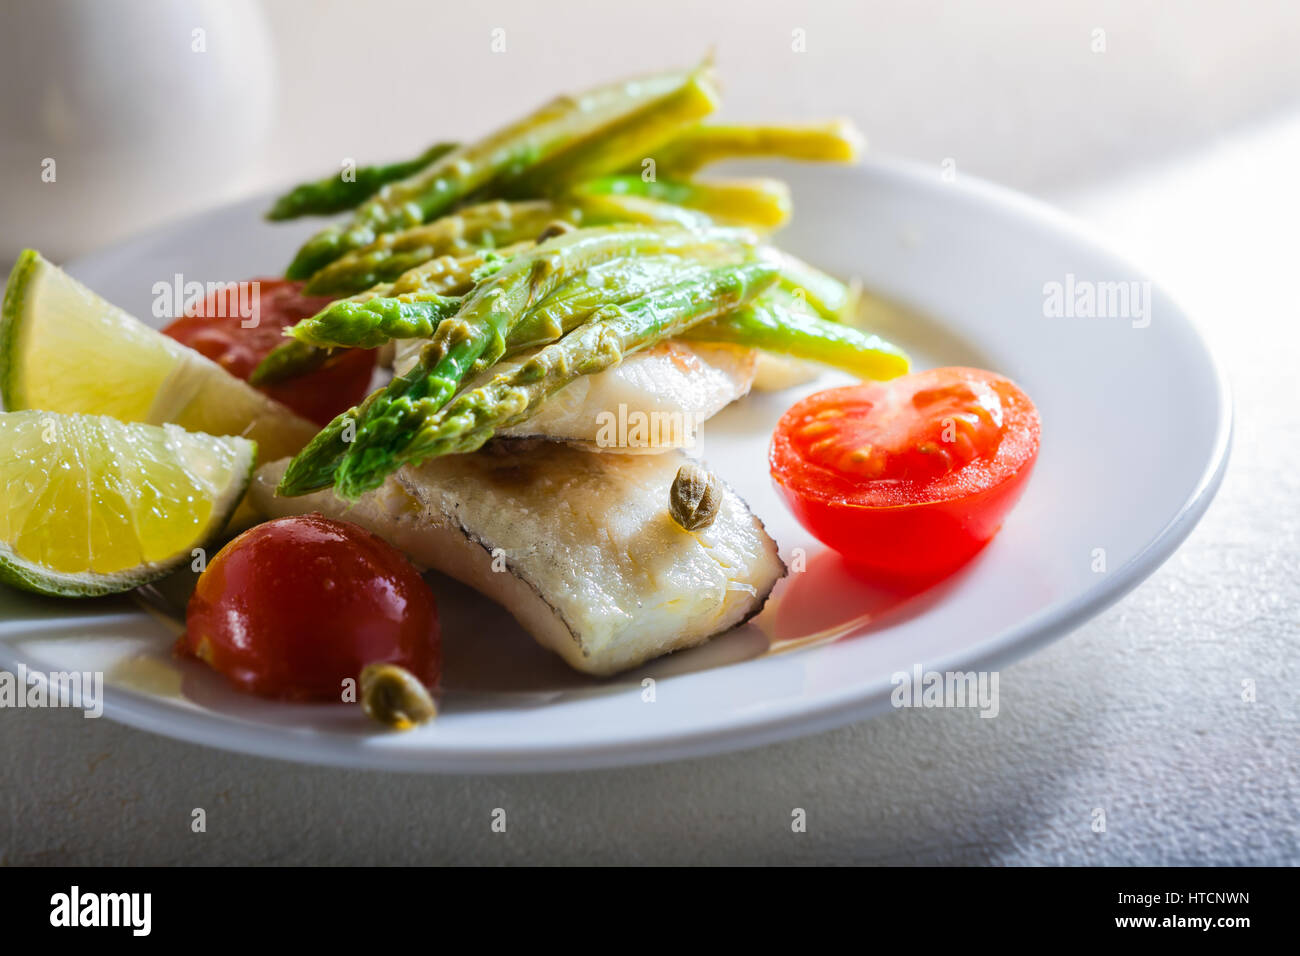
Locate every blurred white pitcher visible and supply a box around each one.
[0,0,274,261]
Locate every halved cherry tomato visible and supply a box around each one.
[181,514,440,701]
[161,278,374,426]
[770,367,1040,581]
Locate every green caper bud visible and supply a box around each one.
[669,462,722,532]
[359,663,437,731]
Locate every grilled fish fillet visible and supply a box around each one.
[251,445,785,676]
[751,352,825,390]
[394,338,757,452]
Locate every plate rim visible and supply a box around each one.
[0,156,1233,773]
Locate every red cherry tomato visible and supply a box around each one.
[161,278,375,426]
[181,514,440,701]
[770,367,1040,581]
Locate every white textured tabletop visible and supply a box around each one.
[1,0,1297,865]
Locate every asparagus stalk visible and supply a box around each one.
[685,293,909,380]
[382,222,751,385]
[302,194,713,298]
[258,192,717,385]
[251,245,528,385]
[334,260,778,498]
[267,262,902,385]
[564,192,715,230]
[506,252,717,350]
[302,200,564,296]
[273,255,726,391]
[288,294,466,349]
[278,224,755,497]
[502,66,720,197]
[284,66,705,280]
[263,194,717,382]
[572,175,791,228]
[265,142,458,221]
[765,248,860,320]
[249,339,338,385]
[647,120,865,176]
[269,254,736,389]
[264,243,859,382]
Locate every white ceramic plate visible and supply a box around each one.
[0,160,1230,772]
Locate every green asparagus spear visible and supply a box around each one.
[284,66,705,280]
[249,339,338,384]
[266,242,852,380]
[646,120,865,177]
[251,244,529,385]
[505,253,718,350]
[288,294,466,349]
[334,260,778,497]
[684,293,909,380]
[288,253,732,395]
[265,196,717,383]
[278,253,727,390]
[572,175,791,228]
[278,224,755,497]
[301,194,714,298]
[260,189,718,384]
[502,66,719,197]
[561,192,715,230]
[301,200,563,296]
[766,248,860,320]
[382,245,531,296]
[265,142,458,221]
[270,257,897,386]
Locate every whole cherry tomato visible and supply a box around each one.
[181,514,440,701]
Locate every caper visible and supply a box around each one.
[669,462,722,532]
[359,663,437,731]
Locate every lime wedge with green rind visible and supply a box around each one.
[0,250,317,462]
[0,410,255,597]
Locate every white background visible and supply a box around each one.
[1,0,1297,863]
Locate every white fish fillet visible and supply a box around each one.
[251,446,785,676]
[394,338,757,453]
[750,352,825,390]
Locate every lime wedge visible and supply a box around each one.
[0,250,318,462]
[0,410,255,597]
